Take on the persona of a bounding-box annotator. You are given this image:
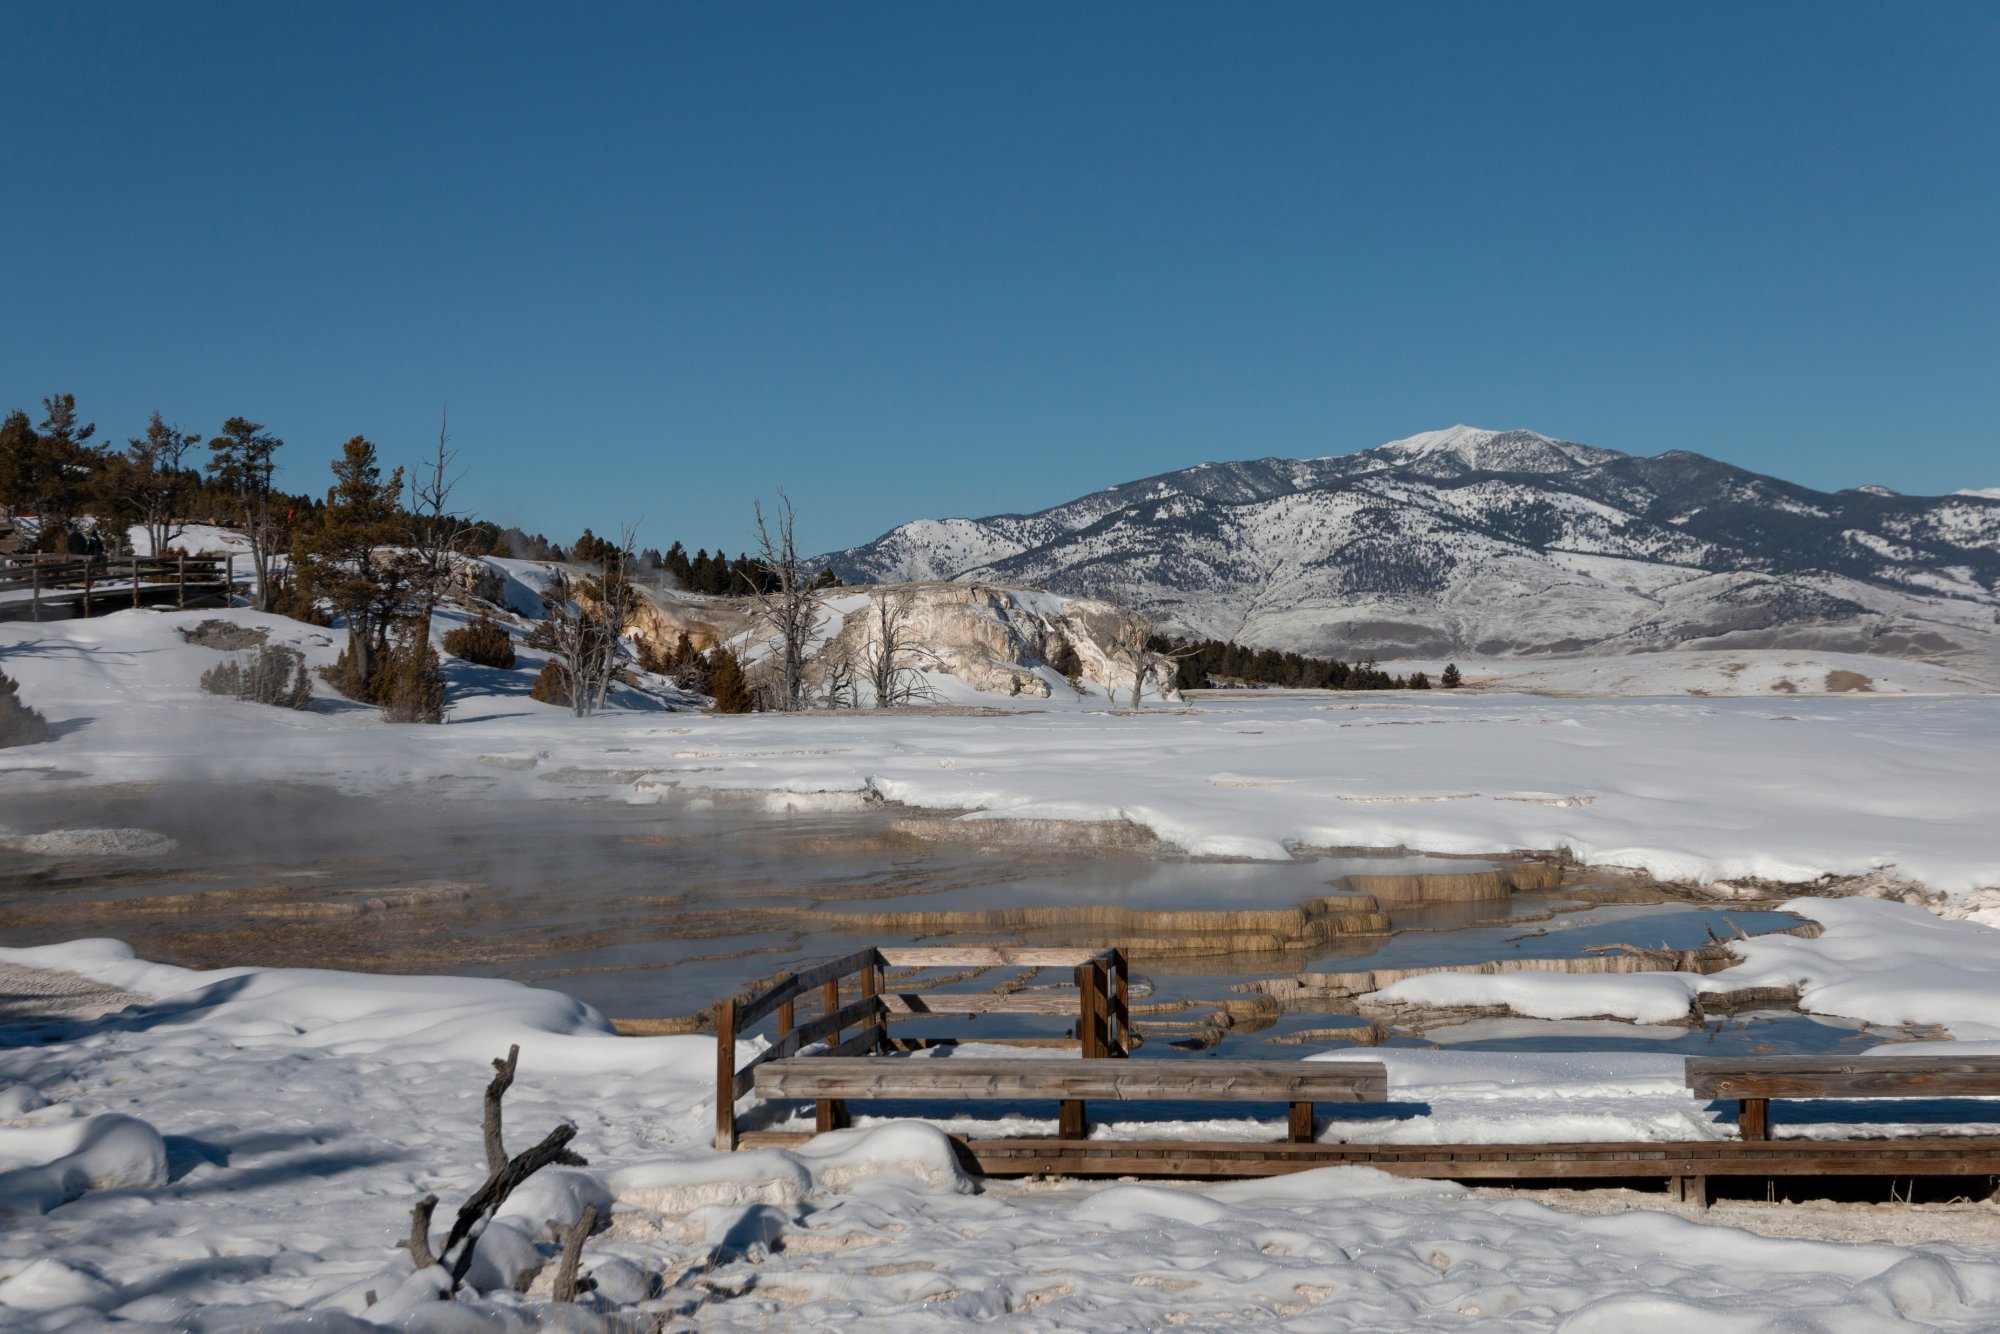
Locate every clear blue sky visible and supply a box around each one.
[4,2,1995,554]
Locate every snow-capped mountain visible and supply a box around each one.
[821,427,2000,659]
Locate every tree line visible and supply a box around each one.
[1158,636,1462,691]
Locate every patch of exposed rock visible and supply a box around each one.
[179,619,268,651]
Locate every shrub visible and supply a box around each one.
[378,627,445,724]
[0,670,50,747]
[180,619,268,651]
[201,645,312,709]
[263,573,331,626]
[529,660,568,706]
[706,647,756,714]
[443,614,516,669]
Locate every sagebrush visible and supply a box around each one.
[200,645,313,709]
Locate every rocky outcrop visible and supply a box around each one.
[809,582,1180,705]
[468,555,1180,707]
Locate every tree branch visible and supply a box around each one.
[548,1203,600,1302]
[484,1043,519,1174]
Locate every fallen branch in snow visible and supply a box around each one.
[546,1203,599,1302]
[439,1122,588,1291]
[398,1194,438,1267]
[484,1044,519,1173]
[395,1045,590,1299]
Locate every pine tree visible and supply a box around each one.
[1441,663,1462,689]
[706,647,755,713]
[206,417,285,609]
[0,396,104,550]
[294,436,410,697]
[0,669,50,748]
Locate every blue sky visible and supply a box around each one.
[3,2,1995,553]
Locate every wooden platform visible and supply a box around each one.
[737,1129,2000,1184]
[710,946,2000,1199]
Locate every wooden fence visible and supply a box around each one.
[714,946,1129,1149]
[0,553,233,620]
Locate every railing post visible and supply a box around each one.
[82,562,92,618]
[822,977,842,1048]
[714,996,738,1151]
[1740,1098,1769,1141]
[862,951,885,1054]
[816,973,849,1131]
[131,555,140,609]
[1111,949,1130,1057]
[225,554,234,604]
[1062,962,1098,1139]
[177,554,187,609]
[30,561,40,621]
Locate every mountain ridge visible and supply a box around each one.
[821,428,2000,660]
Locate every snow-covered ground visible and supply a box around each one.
[1363,648,2000,697]
[7,899,2000,1327]
[8,608,2000,1324]
[3,607,1998,895]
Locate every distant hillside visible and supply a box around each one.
[821,426,2000,659]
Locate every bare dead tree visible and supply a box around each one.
[1099,587,1194,710]
[816,641,858,709]
[405,406,476,643]
[746,494,824,712]
[863,586,942,709]
[528,525,639,717]
[586,524,642,714]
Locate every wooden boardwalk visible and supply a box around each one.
[712,946,2000,1200]
[0,553,233,620]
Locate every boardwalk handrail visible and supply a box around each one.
[0,553,231,620]
[1687,1054,2000,1141]
[713,944,1129,1149]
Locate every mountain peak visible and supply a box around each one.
[1375,424,1511,458]
[1368,426,1615,475]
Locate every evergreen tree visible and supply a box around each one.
[207,417,284,609]
[111,412,201,557]
[0,395,104,550]
[663,541,692,587]
[1408,670,1432,690]
[294,436,410,696]
[706,646,755,713]
[1441,663,1462,689]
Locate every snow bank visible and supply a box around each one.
[0,1113,168,1215]
[1349,898,2000,1055]
[5,936,2000,1325]
[1366,969,1710,1024]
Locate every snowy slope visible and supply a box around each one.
[4,609,1999,894]
[822,427,2000,660]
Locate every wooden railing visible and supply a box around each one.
[0,553,232,619]
[714,945,1130,1150]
